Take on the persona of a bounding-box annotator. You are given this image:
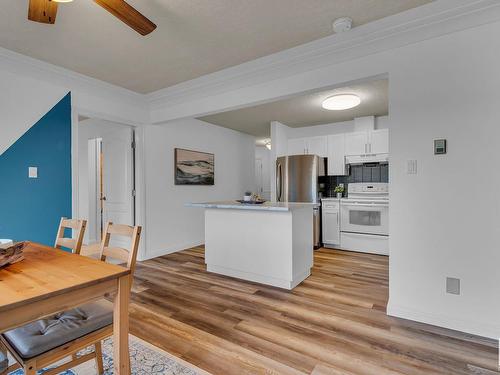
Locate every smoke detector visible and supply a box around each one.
[332,17,353,33]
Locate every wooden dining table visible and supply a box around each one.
[0,242,132,374]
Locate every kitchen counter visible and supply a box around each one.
[188,200,314,289]
[187,201,318,212]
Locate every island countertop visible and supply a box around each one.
[186,201,318,212]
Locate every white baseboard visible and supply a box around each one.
[138,240,204,261]
[207,264,310,290]
[387,301,500,340]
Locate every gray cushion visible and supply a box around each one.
[2,300,112,359]
[0,351,7,373]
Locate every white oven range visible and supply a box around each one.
[340,183,389,255]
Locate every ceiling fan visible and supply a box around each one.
[28,0,156,36]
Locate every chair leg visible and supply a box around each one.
[24,363,37,375]
[95,341,104,375]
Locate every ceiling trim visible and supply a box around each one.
[0,46,144,103]
[147,0,500,122]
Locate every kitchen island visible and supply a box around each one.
[187,201,315,289]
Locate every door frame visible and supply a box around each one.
[71,106,147,260]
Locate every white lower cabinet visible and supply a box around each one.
[322,200,340,247]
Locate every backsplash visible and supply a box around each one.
[319,163,389,198]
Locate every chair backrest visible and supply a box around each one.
[54,217,87,254]
[98,222,142,275]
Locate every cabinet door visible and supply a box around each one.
[369,129,389,154]
[322,210,340,245]
[306,136,328,157]
[345,131,368,155]
[327,134,346,176]
[287,138,306,155]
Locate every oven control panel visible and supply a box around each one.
[348,183,389,194]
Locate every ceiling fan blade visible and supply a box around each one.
[93,0,156,36]
[28,0,58,24]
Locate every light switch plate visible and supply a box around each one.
[28,167,38,179]
[446,277,460,295]
[407,160,417,175]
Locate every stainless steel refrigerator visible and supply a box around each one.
[276,155,324,248]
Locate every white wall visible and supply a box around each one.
[386,22,500,338]
[270,121,290,201]
[144,118,255,258]
[0,70,68,156]
[255,146,271,200]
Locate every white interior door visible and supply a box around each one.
[101,126,134,231]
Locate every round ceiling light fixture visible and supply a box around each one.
[322,94,361,111]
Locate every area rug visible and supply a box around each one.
[8,335,204,375]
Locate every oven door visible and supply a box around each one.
[341,201,389,236]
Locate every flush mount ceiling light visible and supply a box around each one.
[265,141,272,150]
[322,94,361,111]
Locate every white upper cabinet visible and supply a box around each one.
[345,132,369,156]
[287,138,307,155]
[345,129,389,155]
[306,136,328,157]
[287,136,327,157]
[327,134,347,176]
[369,129,389,154]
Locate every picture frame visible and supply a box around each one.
[174,148,215,185]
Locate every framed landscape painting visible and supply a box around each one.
[175,148,215,185]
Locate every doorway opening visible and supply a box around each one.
[78,118,136,246]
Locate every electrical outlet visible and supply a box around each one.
[446,277,460,295]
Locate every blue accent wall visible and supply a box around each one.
[0,93,72,246]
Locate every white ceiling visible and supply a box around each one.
[199,79,388,137]
[0,1,432,93]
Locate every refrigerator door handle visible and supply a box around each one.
[276,163,282,201]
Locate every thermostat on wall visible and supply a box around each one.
[434,139,447,155]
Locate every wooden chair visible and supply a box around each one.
[54,217,87,254]
[1,222,141,375]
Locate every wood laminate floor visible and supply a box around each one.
[129,247,499,375]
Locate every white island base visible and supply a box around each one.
[193,202,314,290]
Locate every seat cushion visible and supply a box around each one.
[2,300,112,359]
[0,351,7,373]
